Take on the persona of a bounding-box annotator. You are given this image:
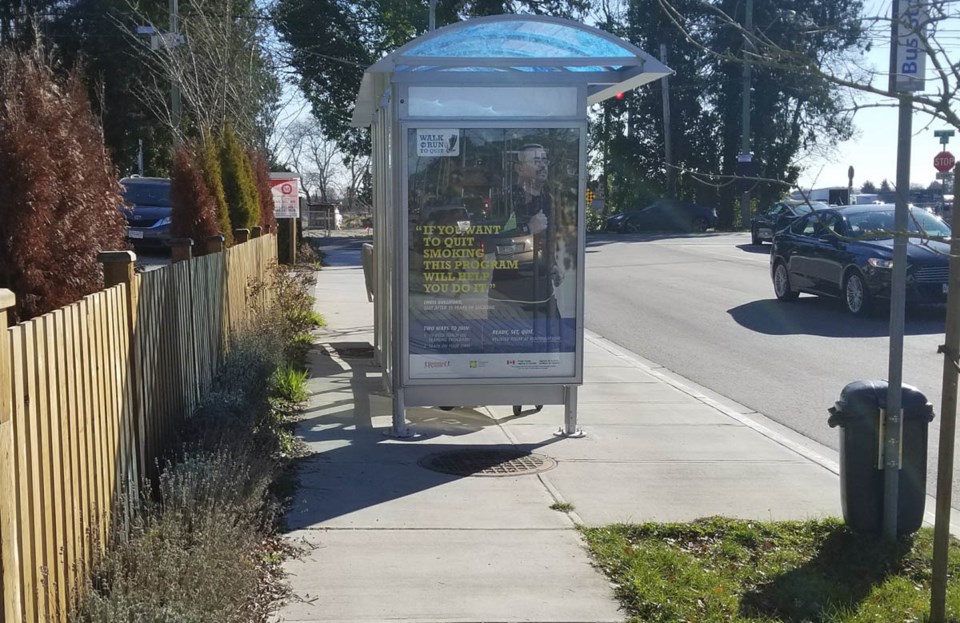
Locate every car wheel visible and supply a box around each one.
[773,261,799,301]
[751,226,762,246]
[625,221,640,234]
[692,217,709,233]
[843,271,873,316]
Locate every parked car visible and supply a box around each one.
[770,204,952,315]
[489,228,534,266]
[606,199,719,233]
[750,199,829,245]
[419,205,471,231]
[121,177,172,248]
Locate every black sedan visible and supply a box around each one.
[606,199,719,234]
[770,204,952,315]
[750,199,829,245]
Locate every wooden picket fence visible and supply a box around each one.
[0,233,278,623]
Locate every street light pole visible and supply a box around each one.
[661,43,675,198]
[739,0,754,228]
[169,0,181,133]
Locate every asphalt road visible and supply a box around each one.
[584,231,954,500]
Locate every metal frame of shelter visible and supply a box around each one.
[351,14,672,437]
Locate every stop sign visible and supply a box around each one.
[934,150,955,172]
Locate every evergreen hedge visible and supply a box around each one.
[170,144,220,247]
[200,130,233,246]
[249,149,277,233]
[219,125,260,233]
[0,46,127,322]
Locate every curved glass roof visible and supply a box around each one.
[398,64,617,73]
[352,15,672,126]
[403,20,636,59]
[367,15,656,74]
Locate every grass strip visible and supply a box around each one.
[581,517,960,623]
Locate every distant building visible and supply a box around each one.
[789,187,851,205]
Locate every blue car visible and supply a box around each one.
[121,177,172,247]
[750,199,829,245]
[770,204,952,315]
[606,199,719,233]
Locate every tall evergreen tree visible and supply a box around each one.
[248,149,277,233]
[200,129,233,244]
[600,0,866,227]
[170,143,220,245]
[0,45,127,321]
[219,124,260,232]
[51,0,172,175]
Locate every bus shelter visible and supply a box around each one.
[351,15,671,437]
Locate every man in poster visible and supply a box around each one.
[488,143,564,351]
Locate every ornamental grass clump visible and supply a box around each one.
[75,450,275,623]
[77,326,305,622]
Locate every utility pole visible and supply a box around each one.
[170,0,181,133]
[137,139,144,176]
[660,44,675,198]
[931,164,960,623]
[429,0,437,31]
[601,105,610,218]
[739,0,754,228]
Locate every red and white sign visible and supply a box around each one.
[269,173,300,218]
[934,151,955,173]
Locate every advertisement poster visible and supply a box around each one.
[407,128,580,380]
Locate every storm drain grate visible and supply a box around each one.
[330,344,374,359]
[418,449,557,477]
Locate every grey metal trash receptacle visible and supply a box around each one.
[361,243,374,302]
[827,380,934,535]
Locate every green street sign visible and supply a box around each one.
[934,130,955,137]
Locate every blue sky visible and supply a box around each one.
[797,0,955,191]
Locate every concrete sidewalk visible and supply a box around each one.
[277,249,844,623]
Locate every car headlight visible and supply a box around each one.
[154,216,171,228]
[867,258,894,269]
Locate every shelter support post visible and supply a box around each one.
[389,387,412,438]
[561,385,583,437]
